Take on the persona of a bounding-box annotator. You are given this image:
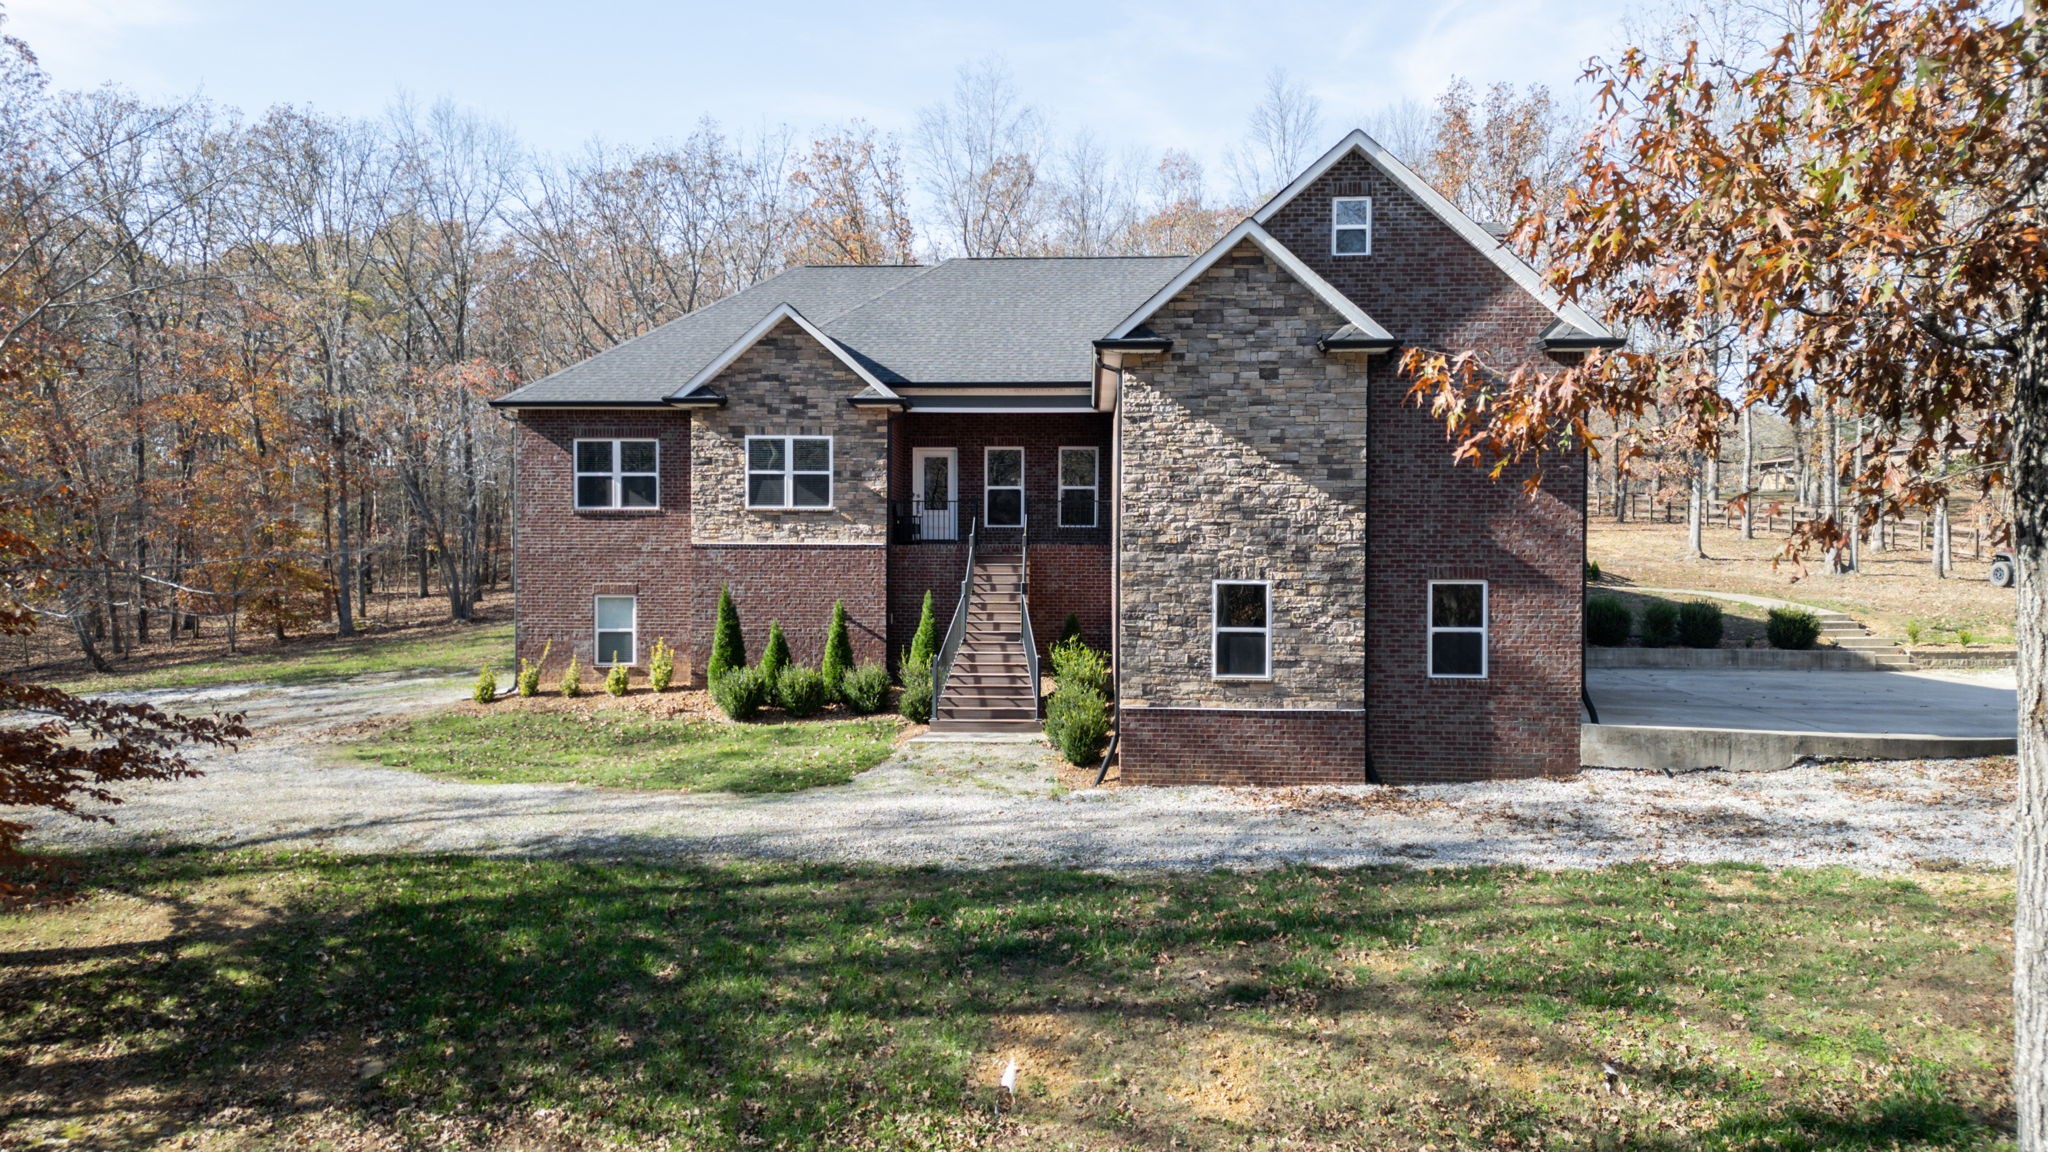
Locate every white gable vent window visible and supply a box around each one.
[1332,196,1373,256]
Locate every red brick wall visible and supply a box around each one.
[1119,708,1368,785]
[1265,150,1586,783]
[693,546,888,671]
[1027,544,1110,655]
[513,411,696,679]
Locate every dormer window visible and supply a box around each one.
[1332,197,1372,256]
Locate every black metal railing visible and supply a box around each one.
[891,498,1109,544]
[931,517,977,715]
[1020,520,1040,720]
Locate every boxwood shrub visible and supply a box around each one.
[1585,596,1632,647]
[1676,600,1725,649]
[1640,600,1680,648]
[1767,607,1822,650]
[711,665,769,720]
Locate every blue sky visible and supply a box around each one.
[7,0,1638,176]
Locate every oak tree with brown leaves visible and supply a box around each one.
[1399,0,2047,1138]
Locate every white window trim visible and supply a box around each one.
[1211,579,1273,681]
[572,438,660,511]
[1331,196,1373,257]
[984,446,1025,528]
[1427,579,1488,679]
[744,434,835,511]
[593,594,637,667]
[1057,446,1098,528]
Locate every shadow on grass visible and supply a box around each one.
[0,854,2013,1151]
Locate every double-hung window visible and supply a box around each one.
[594,595,637,666]
[985,447,1024,528]
[1058,447,1098,527]
[574,439,658,509]
[1212,581,1271,679]
[746,435,833,509]
[1428,581,1488,678]
[1331,196,1373,256]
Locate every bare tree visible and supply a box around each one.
[1227,68,1324,204]
[914,59,1046,257]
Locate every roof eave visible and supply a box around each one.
[1316,337,1400,354]
[1093,336,1173,353]
[666,391,728,409]
[488,397,675,410]
[1543,335,1626,352]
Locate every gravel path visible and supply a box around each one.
[17,675,2015,872]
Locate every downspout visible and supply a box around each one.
[1582,432,1599,725]
[1362,357,1379,785]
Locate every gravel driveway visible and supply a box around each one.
[18,675,2015,872]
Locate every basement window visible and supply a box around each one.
[594,595,637,666]
[1428,581,1488,678]
[746,435,833,509]
[574,439,659,509]
[1212,581,1271,679]
[1331,196,1373,256]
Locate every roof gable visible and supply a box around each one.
[1252,129,1615,342]
[1103,220,1394,345]
[671,305,896,402]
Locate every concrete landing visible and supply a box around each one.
[1583,668,2016,771]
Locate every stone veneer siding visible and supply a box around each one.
[1266,150,1586,783]
[1116,239,1371,713]
[512,410,697,680]
[690,318,890,545]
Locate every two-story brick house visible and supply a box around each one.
[491,130,1619,785]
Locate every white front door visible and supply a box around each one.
[910,448,958,540]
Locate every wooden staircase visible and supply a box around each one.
[930,554,1041,734]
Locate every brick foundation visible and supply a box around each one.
[694,545,888,673]
[1118,707,1368,785]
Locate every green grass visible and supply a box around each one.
[345,708,903,792]
[53,620,514,695]
[0,853,2015,1150]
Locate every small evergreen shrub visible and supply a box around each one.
[1057,613,1084,647]
[472,665,497,704]
[1046,685,1110,766]
[1584,560,1602,583]
[605,664,630,697]
[1766,607,1822,650]
[760,622,791,699]
[1904,621,1924,646]
[840,661,890,715]
[1585,596,1632,647]
[1640,600,1680,648]
[821,601,854,700]
[708,585,746,684]
[648,637,676,692]
[559,657,582,698]
[1676,600,1724,649]
[1957,627,1977,647]
[1050,636,1110,698]
[777,665,828,718]
[898,661,934,724]
[517,640,550,697]
[905,591,938,675]
[711,665,769,720]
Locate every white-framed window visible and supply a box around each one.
[1212,580,1271,679]
[745,435,833,509]
[1428,581,1488,679]
[594,595,637,666]
[1058,446,1098,527]
[574,439,659,510]
[1332,196,1373,256]
[985,447,1024,528]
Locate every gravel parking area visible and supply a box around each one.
[18,675,2015,872]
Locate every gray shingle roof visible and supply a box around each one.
[821,257,1190,386]
[491,256,1191,407]
[490,265,925,407]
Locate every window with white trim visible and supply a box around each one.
[985,447,1024,527]
[1212,581,1271,679]
[594,595,637,666]
[574,439,658,509]
[1428,581,1487,678]
[1331,196,1373,256]
[746,435,833,509]
[1058,446,1098,527]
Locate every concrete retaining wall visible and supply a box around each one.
[1906,648,2016,670]
[1586,647,1894,671]
[1582,723,2014,773]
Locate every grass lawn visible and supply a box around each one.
[51,618,515,696]
[1590,519,2017,645]
[0,852,2014,1150]
[344,705,903,792]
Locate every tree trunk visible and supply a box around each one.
[1741,406,1756,539]
[2013,11,2047,1140]
[1688,455,1707,559]
[1935,490,1952,579]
